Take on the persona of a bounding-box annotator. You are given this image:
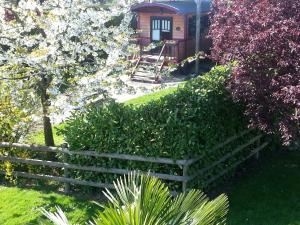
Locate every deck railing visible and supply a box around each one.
[0,130,268,193]
[131,38,186,62]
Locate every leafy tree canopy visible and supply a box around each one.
[210,0,300,144]
[0,82,34,142]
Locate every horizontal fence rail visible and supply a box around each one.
[203,142,269,187]
[0,129,268,193]
[0,170,115,189]
[188,134,262,181]
[0,155,187,182]
[0,142,189,166]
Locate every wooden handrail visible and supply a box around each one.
[154,41,167,80]
[156,41,166,64]
[131,57,141,78]
[158,58,165,72]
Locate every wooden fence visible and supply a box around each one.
[0,130,268,193]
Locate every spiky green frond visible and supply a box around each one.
[44,173,229,225]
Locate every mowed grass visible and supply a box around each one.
[124,87,178,106]
[25,123,65,146]
[124,86,178,106]
[0,186,98,225]
[228,149,300,225]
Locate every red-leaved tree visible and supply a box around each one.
[210,0,300,144]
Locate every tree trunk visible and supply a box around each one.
[42,111,54,147]
[39,77,55,147]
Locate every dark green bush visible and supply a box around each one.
[62,65,253,190]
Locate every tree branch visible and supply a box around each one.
[0,76,30,81]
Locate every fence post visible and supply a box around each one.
[61,143,70,193]
[182,164,189,192]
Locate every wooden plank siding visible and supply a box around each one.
[136,12,208,62]
[138,12,186,40]
[186,39,195,57]
[133,4,212,63]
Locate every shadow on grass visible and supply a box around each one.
[39,194,100,224]
[227,149,300,225]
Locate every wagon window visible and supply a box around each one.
[162,20,171,32]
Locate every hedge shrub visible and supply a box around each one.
[62,65,253,190]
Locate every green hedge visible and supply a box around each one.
[62,65,252,190]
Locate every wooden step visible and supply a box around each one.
[138,64,154,70]
[138,64,153,69]
[134,71,155,77]
[136,68,156,74]
[139,61,152,65]
[136,70,152,74]
[134,74,156,79]
[140,62,160,68]
[130,53,164,83]
[131,76,160,84]
[141,55,160,62]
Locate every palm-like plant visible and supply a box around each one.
[44,173,229,225]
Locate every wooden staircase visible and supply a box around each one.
[130,42,167,83]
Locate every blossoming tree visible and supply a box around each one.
[0,0,135,145]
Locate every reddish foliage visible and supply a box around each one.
[4,8,15,22]
[210,0,300,144]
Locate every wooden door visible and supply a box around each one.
[151,17,173,42]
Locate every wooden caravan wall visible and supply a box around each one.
[138,12,186,40]
[186,39,195,57]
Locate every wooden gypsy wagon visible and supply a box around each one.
[130,0,212,82]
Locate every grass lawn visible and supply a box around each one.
[0,186,98,225]
[228,149,300,225]
[25,123,65,146]
[124,86,178,106]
